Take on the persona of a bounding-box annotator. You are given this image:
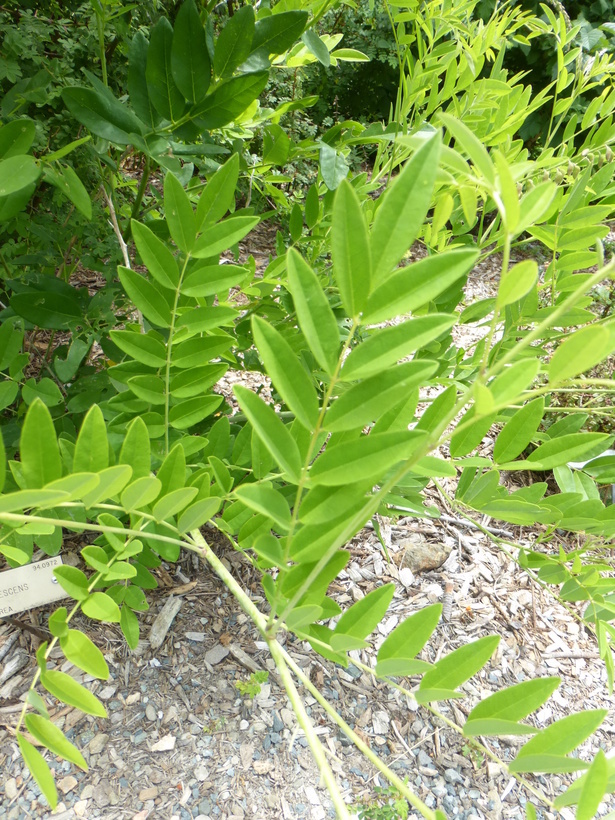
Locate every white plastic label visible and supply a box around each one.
[0,557,67,617]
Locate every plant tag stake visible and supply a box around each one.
[0,557,67,618]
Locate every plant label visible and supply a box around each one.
[0,557,67,617]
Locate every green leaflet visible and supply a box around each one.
[340,314,456,381]
[252,316,319,431]
[286,248,339,376]
[191,72,269,128]
[214,5,255,78]
[131,221,180,289]
[17,733,58,810]
[146,17,185,122]
[376,604,441,678]
[20,399,62,489]
[333,584,395,642]
[331,179,371,318]
[164,172,197,253]
[324,361,437,432]
[493,398,544,463]
[171,0,210,104]
[234,482,292,532]
[234,385,302,483]
[417,636,500,703]
[363,248,478,324]
[309,431,426,486]
[196,154,240,229]
[118,266,172,327]
[370,132,441,283]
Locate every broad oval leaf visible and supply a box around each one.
[118,266,172,327]
[214,5,255,78]
[191,72,269,129]
[171,0,210,103]
[334,583,395,641]
[376,604,441,676]
[548,325,613,385]
[20,399,61,489]
[41,669,107,716]
[17,733,58,810]
[234,482,291,532]
[25,714,87,771]
[62,86,144,144]
[192,215,259,258]
[81,592,121,623]
[60,629,109,679]
[131,220,180,289]
[417,635,500,702]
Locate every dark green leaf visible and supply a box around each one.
[118,266,172,327]
[132,221,180,289]
[301,30,330,66]
[171,0,210,103]
[250,11,308,57]
[62,86,144,144]
[0,118,36,158]
[128,31,159,127]
[196,153,239,228]
[0,155,40,197]
[191,72,268,129]
[146,17,185,121]
[214,5,255,78]
[192,215,259,257]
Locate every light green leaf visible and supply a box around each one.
[81,592,121,623]
[576,750,608,820]
[171,0,210,103]
[463,719,540,737]
[25,714,87,771]
[0,118,36,158]
[516,181,557,236]
[164,172,197,253]
[152,487,198,521]
[286,248,339,375]
[309,431,425,486]
[172,335,233,368]
[192,215,259,258]
[497,260,538,308]
[120,605,140,650]
[22,377,63,407]
[514,710,607,761]
[20,399,61,489]
[286,604,324,631]
[41,669,107,716]
[370,133,441,283]
[196,153,240,229]
[548,325,613,384]
[118,266,172,327]
[43,163,91,219]
[177,496,221,532]
[81,465,133,507]
[439,113,495,184]
[60,629,109,679]
[168,395,222,429]
[334,583,394,641]
[180,263,247,297]
[331,179,371,318]
[119,417,151,479]
[127,375,166,404]
[325,361,437,432]
[493,398,544,463]
[110,330,167,368]
[252,316,319,430]
[376,604,441,677]
[121,476,162,510]
[523,433,611,470]
[301,30,330,66]
[466,678,560,724]
[234,482,292,532]
[319,142,348,190]
[131,221,180,289]
[509,755,591,774]
[340,314,456,381]
[489,360,541,406]
[417,636,500,702]
[17,733,58,810]
[234,385,302,483]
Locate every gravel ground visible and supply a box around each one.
[0,516,613,820]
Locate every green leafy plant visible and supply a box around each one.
[354,782,409,820]
[4,1,615,818]
[235,669,269,698]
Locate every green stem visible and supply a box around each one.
[164,254,191,456]
[125,156,152,238]
[283,652,438,820]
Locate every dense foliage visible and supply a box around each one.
[1,0,615,817]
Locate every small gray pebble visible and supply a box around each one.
[272,713,284,732]
[445,768,464,784]
[468,789,481,799]
[417,750,432,767]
